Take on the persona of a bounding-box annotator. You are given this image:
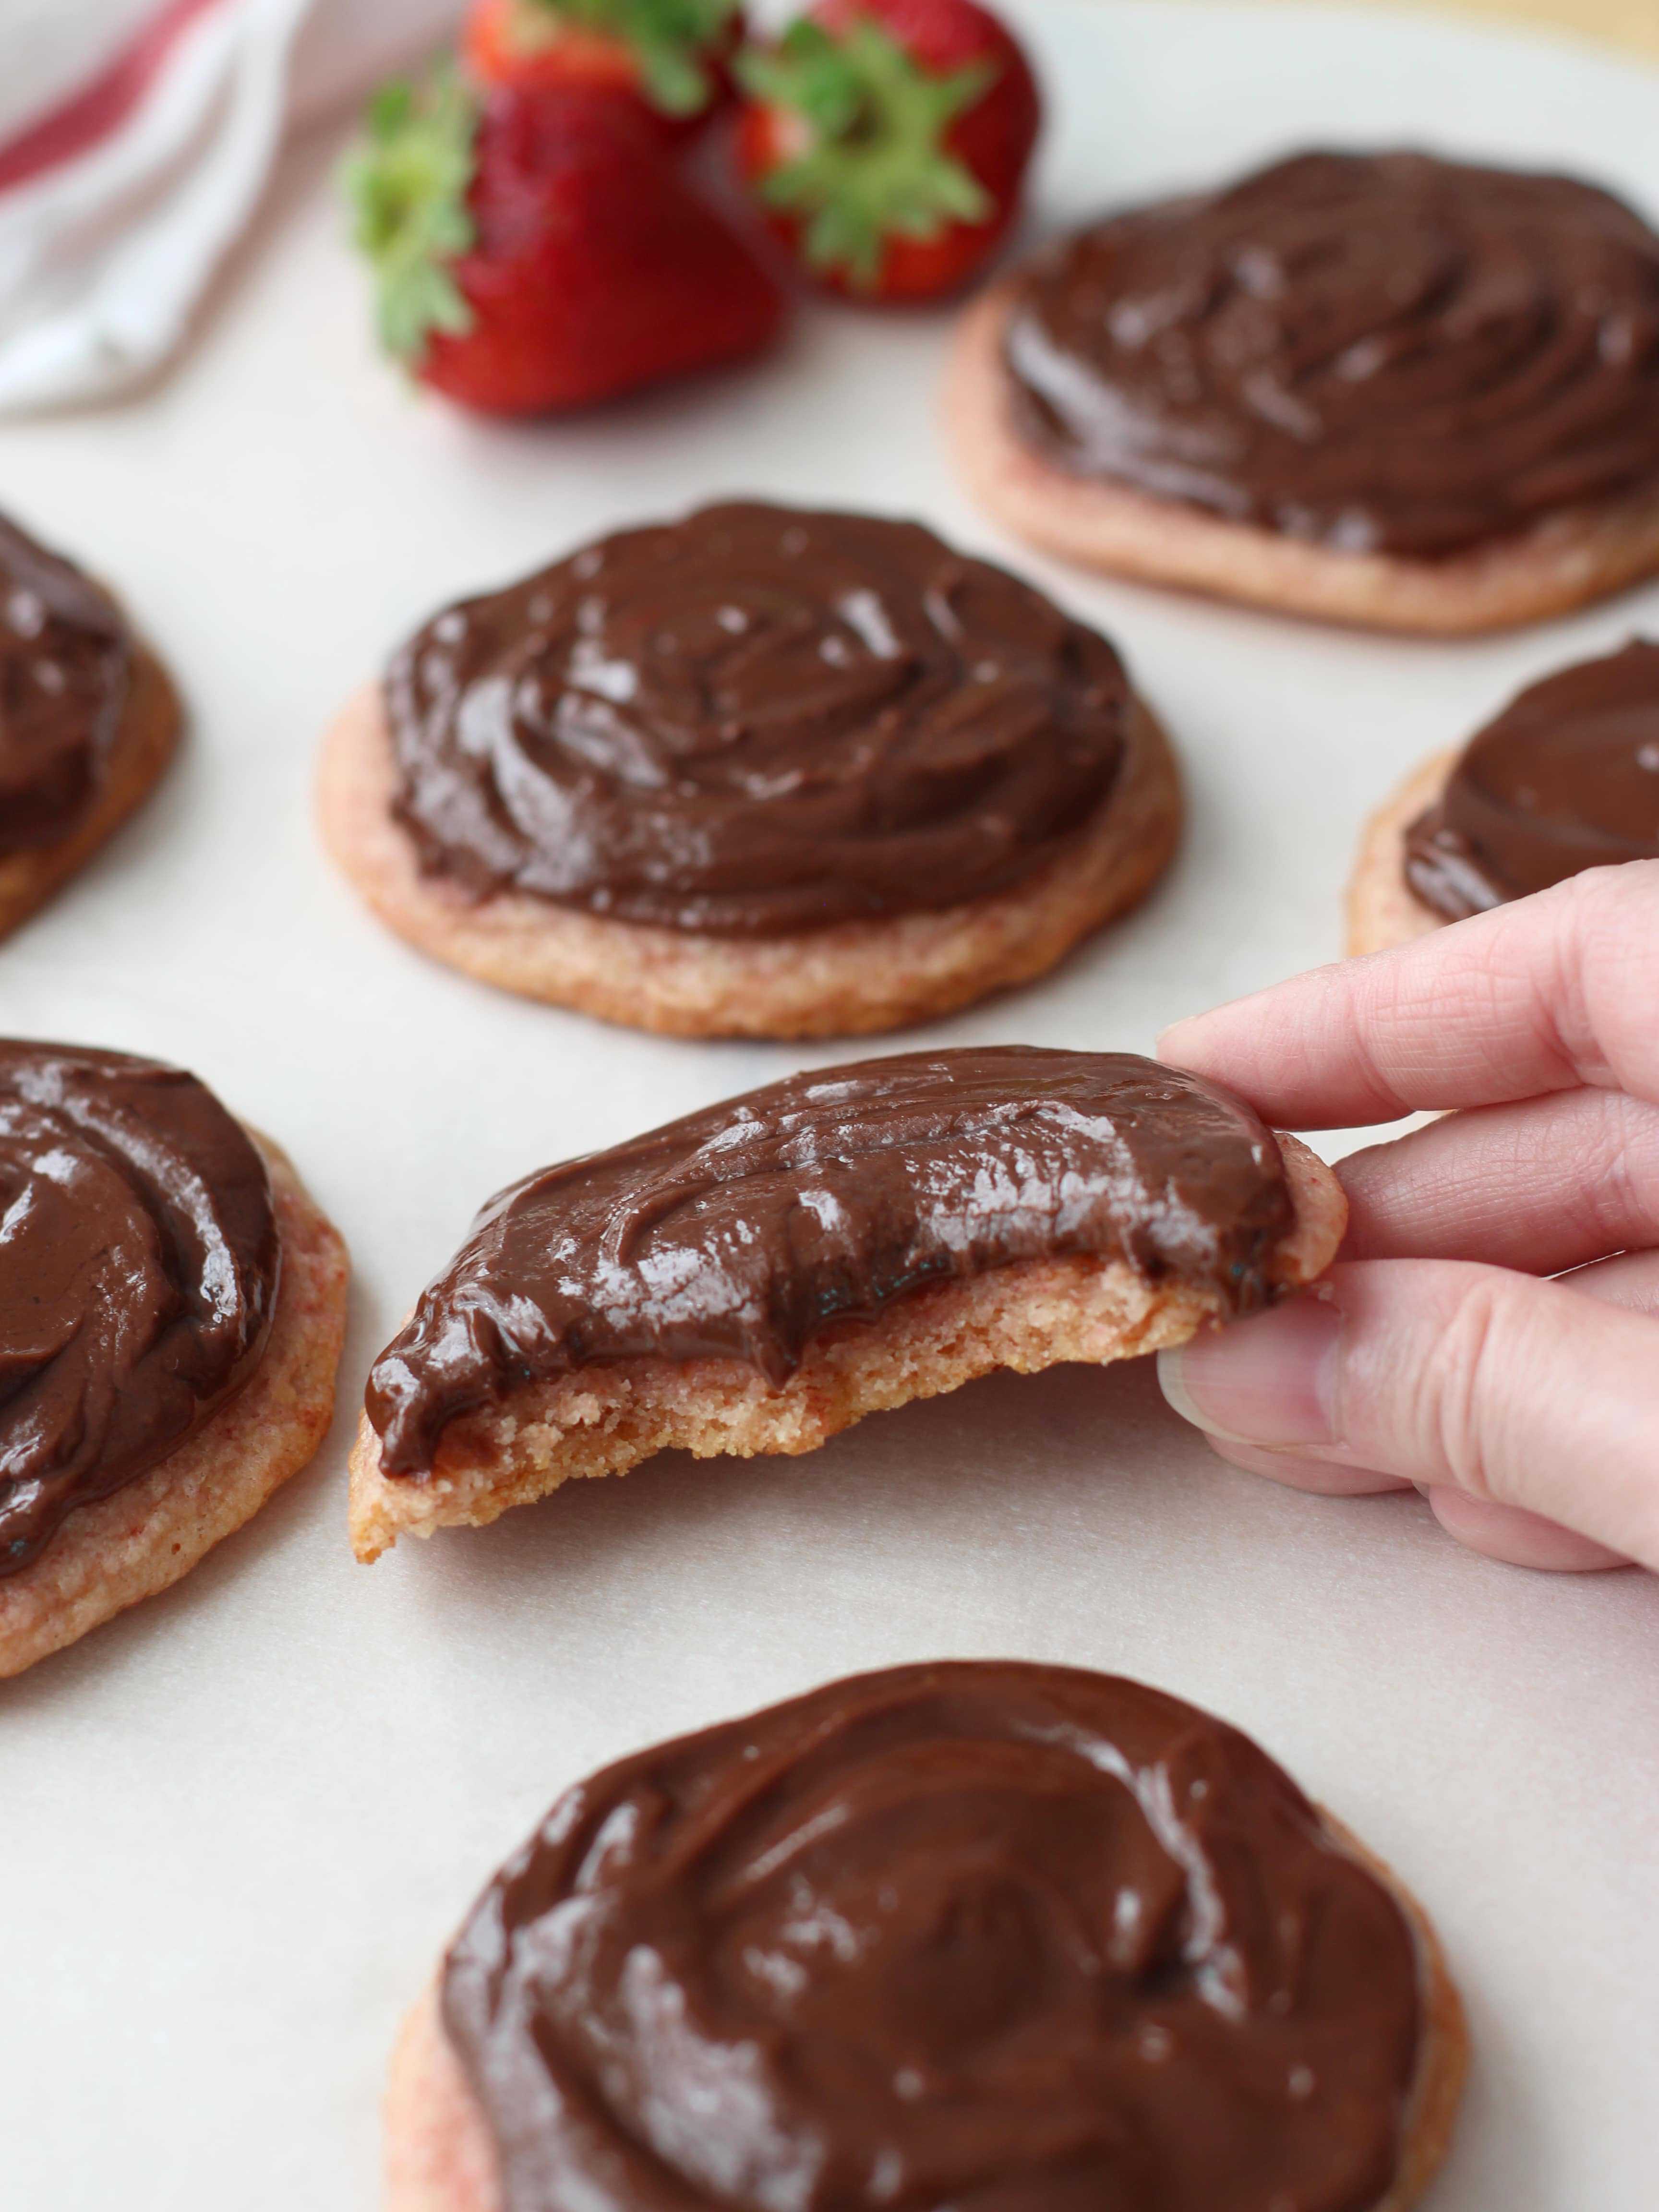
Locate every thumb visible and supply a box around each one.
[1158,1261,1659,1571]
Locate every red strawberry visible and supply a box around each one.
[461,0,745,141]
[735,0,1040,301]
[346,72,785,415]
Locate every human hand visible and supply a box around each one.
[1156,861,1659,1573]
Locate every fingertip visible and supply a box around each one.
[1157,1343,1408,1493]
[1156,1305,1338,1450]
[1154,998,1261,1069]
[1426,1487,1630,1573]
[1189,1431,1416,1498]
[1154,1014,1207,1065]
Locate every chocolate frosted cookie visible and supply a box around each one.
[0,511,181,938]
[1348,638,1659,953]
[0,1042,349,1676]
[946,151,1659,633]
[317,503,1180,1036]
[385,1660,1465,2212]
[348,1046,1343,1559]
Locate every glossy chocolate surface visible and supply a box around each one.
[443,1660,1425,2212]
[0,511,131,857]
[365,1046,1292,1477]
[0,1042,279,1574]
[1004,151,1659,560]
[385,503,1134,934]
[1406,638,1659,916]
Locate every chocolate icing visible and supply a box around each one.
[365,1046,1293,1478]
[443,1659,1426,2212]
[1406,637,1659,918]
[0,512,132,857]
[385,503,1135,934]
[1003,150,1659,560]
[0,1042,279,1575]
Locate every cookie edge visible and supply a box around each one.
[944,283,1659,637]
[1345,750,1459,958]
[314,676,1182,1039]
[0,639,182,942]
[0,1128,350,1678]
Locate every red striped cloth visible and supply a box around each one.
[0,0,230,195]
[0,0,456,411]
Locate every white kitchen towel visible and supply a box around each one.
[0,0,458,415]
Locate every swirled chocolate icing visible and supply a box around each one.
[0,1042,279,1575]
[442,1660,1427,2212]
[1003,151,1659,559]
[0,512,132,855]
[365,1046,1292,1477]
[385,503,1135,934]
[1406,638,1659,918]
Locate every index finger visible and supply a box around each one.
[1157,861,1659,1129]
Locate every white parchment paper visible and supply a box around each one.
[0,6,1656,2206]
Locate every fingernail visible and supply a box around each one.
[1157,1297,1341,1449]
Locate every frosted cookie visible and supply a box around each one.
[0,1042,349,1677]
[1348,637,1659,954]
[317,503,1181,1037]
[349,1046,1344,1559]
[384,1659,1465,2212]
[946,152,1659,635]
[0,511,181,939]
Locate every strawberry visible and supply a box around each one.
[345,71,785,416]
[461,0,745,140]
[735,0,1040,300]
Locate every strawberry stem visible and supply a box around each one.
[344,68,479,364]
[518,0,741,114]
[739,18,994,286]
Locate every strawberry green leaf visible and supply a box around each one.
[343,67,478,364]
[519,0,741,114]
[738,19,995,286]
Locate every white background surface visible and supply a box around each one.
[1,4,1657,2205]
